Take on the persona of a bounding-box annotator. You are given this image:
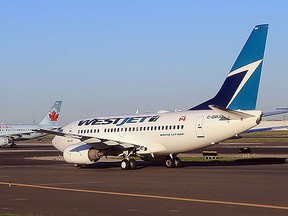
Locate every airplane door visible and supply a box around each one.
[119,126,125,137]
[196,116,204,138]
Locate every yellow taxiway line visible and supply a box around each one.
[0,181,287,211]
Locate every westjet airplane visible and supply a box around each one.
[40,24,270,170]
[0,101,62,148]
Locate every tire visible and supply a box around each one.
[165,159,175,168]
[121,159,131,170]
[129,159,137,170]
[174,157,181,168]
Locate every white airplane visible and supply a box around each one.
[40,24,271,170]
[0,101,62,148]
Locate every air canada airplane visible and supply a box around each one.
[40,24,271,170]
[0,101,62,148]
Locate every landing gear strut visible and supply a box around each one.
[10,143,17,148]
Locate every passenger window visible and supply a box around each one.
[181,125,184,129]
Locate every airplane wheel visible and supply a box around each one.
[129,159,137,170]
[165,159,175,168]
[121,159,131,170]
[174,157,181,168]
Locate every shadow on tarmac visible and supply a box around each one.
[78,157,288,170]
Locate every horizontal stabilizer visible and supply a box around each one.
[208,105,255,120]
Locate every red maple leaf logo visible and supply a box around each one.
[49,111,59,121]
[179,116,186,121]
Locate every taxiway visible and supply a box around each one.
[0,143,287,216]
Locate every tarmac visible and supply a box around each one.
[0,143,288,216]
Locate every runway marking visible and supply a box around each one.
[38,181,107,186]
[0,181,288,211]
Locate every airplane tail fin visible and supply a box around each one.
[189,24,268,111]
[39,101,62,126]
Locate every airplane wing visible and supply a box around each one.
[4,126,61,140]
[244,125,288,133]
[262,110,288,117]
[35,129,142,150]
[4,132,39,140]
[242,109,288,133]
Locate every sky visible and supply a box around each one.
[0,0,288,124]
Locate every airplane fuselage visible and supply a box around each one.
[0,124,60,146]
[53,109,261,155]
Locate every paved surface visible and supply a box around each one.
[0,143,288,216]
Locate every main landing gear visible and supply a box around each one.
[120,159,137,170]
[165,156,181,168]
[10,141,17,148]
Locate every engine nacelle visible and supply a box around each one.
[0,137,9,146]
[63,143,103,164]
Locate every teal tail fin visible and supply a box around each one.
[190,24,268,111]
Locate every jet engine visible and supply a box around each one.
[63,143,103,164]
[0,137,9,146]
